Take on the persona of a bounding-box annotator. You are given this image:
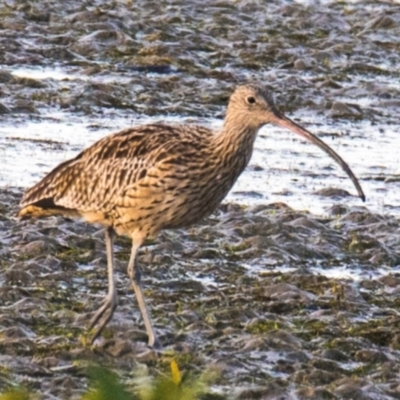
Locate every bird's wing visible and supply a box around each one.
[20,124,211,214]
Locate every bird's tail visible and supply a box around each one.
[18,200,79,220]
[19,155,83,220]
[18,203,71,219]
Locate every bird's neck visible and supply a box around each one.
[213,116,259,170]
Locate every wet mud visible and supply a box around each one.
[1,189,400,399]
[1,0,400,398]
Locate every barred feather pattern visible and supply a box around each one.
[19,85,277,239]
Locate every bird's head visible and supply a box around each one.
[226,84,282,130]
[225,83,366,202]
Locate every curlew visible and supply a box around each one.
[19,84,365,348]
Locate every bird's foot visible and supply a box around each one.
[148,336,162,350]
[88,294,117,344]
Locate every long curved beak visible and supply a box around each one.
[270,113,366,202]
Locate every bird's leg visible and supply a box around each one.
[128,240,160,348]
[89,226,118,343]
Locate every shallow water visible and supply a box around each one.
[11,66,136,85]
[310,264,400,281]
[1,66,399,217]
[3,116,395,213]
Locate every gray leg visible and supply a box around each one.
[89,226,118,343]
[128,240,160,348]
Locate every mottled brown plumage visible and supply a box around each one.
[19,84,365,347]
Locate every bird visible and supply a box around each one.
[19,84,365,348]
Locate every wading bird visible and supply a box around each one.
[19,84,365,348]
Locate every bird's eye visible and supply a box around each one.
[246,96,256,105]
